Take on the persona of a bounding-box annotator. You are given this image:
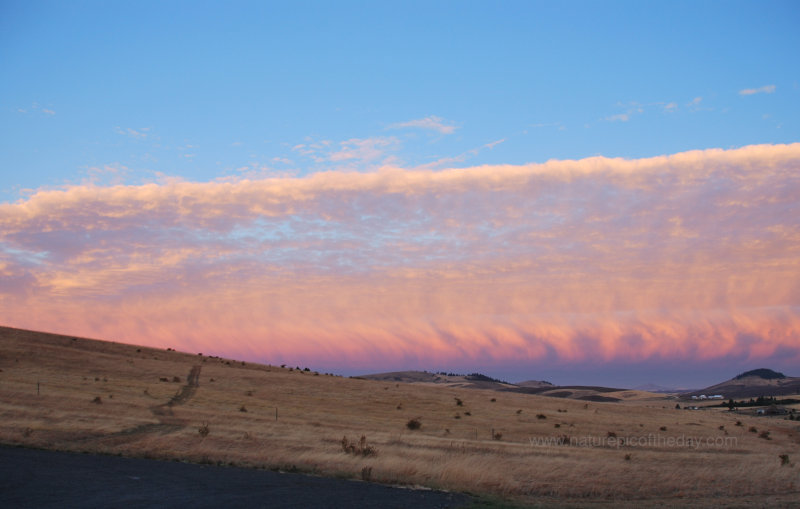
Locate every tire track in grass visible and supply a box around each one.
[83,365,202,444]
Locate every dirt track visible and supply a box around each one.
[0,445,472,509]
[72,365,203,446]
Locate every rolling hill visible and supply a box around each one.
[362,370,652,403]
[685,369,800,400]
[3,325,800,507]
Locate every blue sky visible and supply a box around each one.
[1,2,799,387]
[2,1,798,201]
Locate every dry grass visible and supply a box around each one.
[2,325,800,507]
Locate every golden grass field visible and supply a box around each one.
[1,325,799,507]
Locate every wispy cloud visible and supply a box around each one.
[1,144,798,369]
[17,102,56,116]
[413,139,505,170]
[739,85,776,96]
[388,115,459,135]
[604,101,645,123]
[604,113,630,122]
[329,137,397,162]
[293,137,398,168]
[114,127,151,139]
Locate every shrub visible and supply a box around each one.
[536,413,547,420]
[736,420,743,426]
[554,423,561,428]
[624,454,631,461]
[172,376,181,383]
[92,396,102,404]
[454,397,463,406]
[361,466,373,481]
[198,422,210,438]
[406,418,421,430]
[779,454,790,466]
[341,435,376,456]
[239,405,247,412]
[749,426,758,433]
[759,430,771,440]
[454,414,461,419]
[516,409,523,415]
[607,431,617,438]
[490,398,496,402]
[493,431,503,440]
[660,426,667,431]
[464,411,471,416]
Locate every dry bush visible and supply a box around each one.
[361,465,373,481]
[198,421,210,438]
[406,418,421,430]
[341,435,376,457]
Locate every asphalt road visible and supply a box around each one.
[0,445,472,509]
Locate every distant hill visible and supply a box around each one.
[359,371,663,403]
[358,371,517,391]
[516,380,555,389]
[734,368,786,380]
[685,368,800,400]
[633,383,695,394]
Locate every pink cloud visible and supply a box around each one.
[1,144,799,369]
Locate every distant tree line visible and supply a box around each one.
[715,396,800,409]
[435,371,510,384]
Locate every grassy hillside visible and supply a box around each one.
[2,326,799,507]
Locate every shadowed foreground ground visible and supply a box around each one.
[0,446,472,509]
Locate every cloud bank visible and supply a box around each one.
[1,144,799,371]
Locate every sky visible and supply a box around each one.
[1,1,799,387]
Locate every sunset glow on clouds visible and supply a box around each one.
[2,144,798,379]
[3,2,799,386]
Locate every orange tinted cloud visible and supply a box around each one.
[1,144,799,369]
